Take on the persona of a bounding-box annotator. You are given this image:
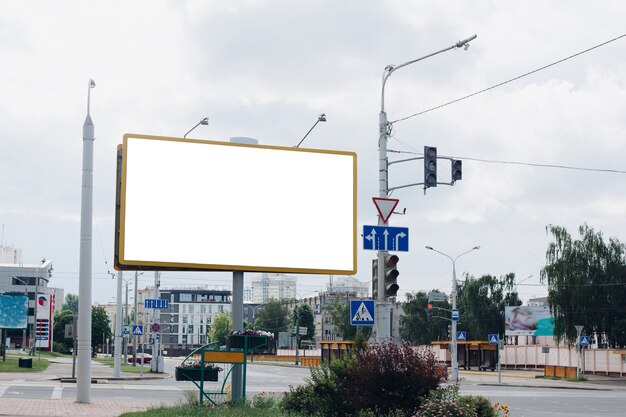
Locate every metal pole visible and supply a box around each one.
[232,270,244,402]
[125,280,129,364]
[114,271,123,377]
[77,79,95,403]
[133,271,140,365]
[451,261,458,382]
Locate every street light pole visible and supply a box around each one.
[183,117,209,138]
[376,35,477,341]
[425,245,479,382]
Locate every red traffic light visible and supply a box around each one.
[427,304,433,310]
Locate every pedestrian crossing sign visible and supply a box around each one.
[580,335,590,346]
[350,300,375,326]
[488,334,499,345]
[457,331,467,341]
[132,324,143,336]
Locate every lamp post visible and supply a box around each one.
[425,245,479,382]
[376,35,476,341]
[295,113,326,148]
[183,117,209,138]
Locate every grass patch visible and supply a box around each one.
[120,403,287,417]
[0,354,50,372]
[93,357,154,374]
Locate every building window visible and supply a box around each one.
[189,304,194,314]
[188,325,193,334]
[182,315,188,324]
[180,293,192,302]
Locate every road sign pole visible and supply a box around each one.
[114,270,123,377]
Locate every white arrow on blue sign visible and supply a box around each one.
[350,300,375,326]
[132,324,143,336]
[488,334,499,345]
[580,335,590,346]
[363,225,409,252]
[457,331,467,341]
[145,299,169,309]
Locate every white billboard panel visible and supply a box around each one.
[117,134,357,274]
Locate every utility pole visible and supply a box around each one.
[133,271,142,365]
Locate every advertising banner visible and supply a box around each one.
[505,305,554,336]
[0,295,28,329]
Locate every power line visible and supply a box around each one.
[391,33,626,124]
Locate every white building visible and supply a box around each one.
[327,276,369,298]
[251,273,297,302]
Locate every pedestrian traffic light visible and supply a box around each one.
[383,254,399,297]
[447,324,452,340]
[424,146,437,188]
[426,304,433,320]
[451,159,462,183]
[371,259,378,299]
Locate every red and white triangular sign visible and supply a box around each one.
[373,197,399,224]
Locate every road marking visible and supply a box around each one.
[0,385,8,397]
[51,386,63,399]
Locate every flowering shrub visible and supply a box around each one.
[177,359,223,371]
[230,329,274,339]
[492,402,511,416]
[415,399,477,417]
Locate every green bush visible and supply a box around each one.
[459,396,496,417]
[415,399,476,417]
[53,341,70,354]
[281,341,446,416]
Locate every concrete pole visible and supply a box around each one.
[133,271,140,365]
[451,261,459,382]
[231,270,244,402]
[77,79,95,403]
[114,271,123,377]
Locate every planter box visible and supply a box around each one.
[175,367,219,381]
[227,335,269,351]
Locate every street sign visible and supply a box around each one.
[314,304,321,315]
[132,324,143,336]
[372,197,399,224]
[427,291,447,302]
[580,335,590,346]
[155,333,161,340]
[451,309,459,321]
[488,334,499,345]
[363,225,409,252]
[122,324,130,335]
[150,322,161,333]
[298,326,308,335]
[144,299,169,309]
[350,300,375,326]
[457,331,467,341]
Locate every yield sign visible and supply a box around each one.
[373,197,399,224]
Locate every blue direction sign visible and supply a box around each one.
[580,335,590,346]
[457,331,467,341]
[488,334,499,345]
[350,300,375,326]
[145,299,169,309]
[363,225,409,252]
[132,324,143,336]
[451,309,459,321]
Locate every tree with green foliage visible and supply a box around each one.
[541,224,626,347]
[52,309,75,353]
[208,312,231,346]
[326,296,372,341]
[91,306,112,349]
[456,273,521,340]
[255,299,289,335]
[400,291,450,345]
[291,304,315,346]
[61,293,79,315]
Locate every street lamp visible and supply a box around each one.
[425,245,479,382]
[183,117,209,138]
[375,35,477,341]
[295,113,326,148]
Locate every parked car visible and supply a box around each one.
[127,355,152,364]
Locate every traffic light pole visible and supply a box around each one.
[375,35,476,342]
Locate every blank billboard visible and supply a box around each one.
[116,134,357,274]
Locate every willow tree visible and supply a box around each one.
[541,224,626,347]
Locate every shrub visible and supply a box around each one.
[53,341,70,354]
[281,341,446,416]
[459,396,496,417]
[415,398,476,417]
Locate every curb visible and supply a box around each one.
[478,382,611,391]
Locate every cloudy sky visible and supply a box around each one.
[2,1,625,306]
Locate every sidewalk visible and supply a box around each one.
[0,355,171,417]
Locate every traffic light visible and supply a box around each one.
[426,304,433,320]
[451,159,462,183]
[424,146,437,188]
[383,254,399,297]
[447,324,452,340]
[371,259,378,299]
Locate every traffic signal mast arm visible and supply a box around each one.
[387,152,463,193]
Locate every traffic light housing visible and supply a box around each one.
[383,254,399,297]
[426,304,433,320]
[424,146,437,188]
[451,159,462,183]
[371,258,378,299]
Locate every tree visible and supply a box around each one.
[91,306,112,349]
[255,299,289,335]
[208,312,231,346]
[541,224,626,347]
[327,296,372,341]
[291,304,315,346]
[52,309,75,353]
[62,293,79,315]
[456,273,521,340]
[400,291,450,345]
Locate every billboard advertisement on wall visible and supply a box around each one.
[115,134,357,275]
[0,295,28,329]
[505,305,555,336]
